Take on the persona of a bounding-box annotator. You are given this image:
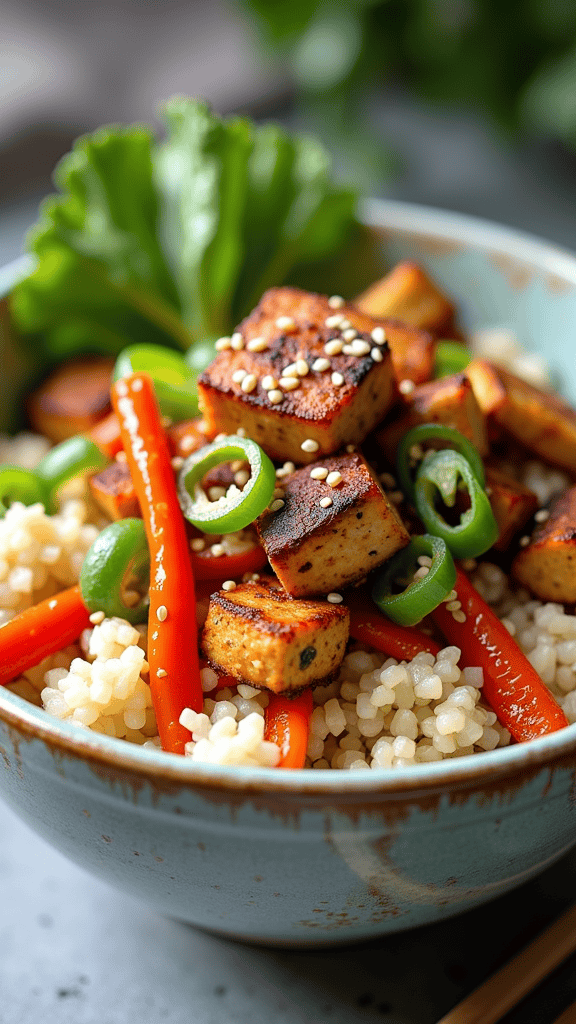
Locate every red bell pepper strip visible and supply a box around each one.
[431,568,568,742]
[190,544,268,580]
[0,586,90,686]
[264,689,314,768]
[111,373,202,754]
[345,589,441,661]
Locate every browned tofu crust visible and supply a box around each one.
[355,261,455,336]
[198,287,397,463]
[27,357,115,444]
[485,466,538,551]
[202,576,349,692]
[89,461,140,521]
[256,452,410,597]
[492,366,576,473]
[513,486,576,602]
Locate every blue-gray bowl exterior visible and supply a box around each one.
[2,200,576,945]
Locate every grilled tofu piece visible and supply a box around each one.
[513,486,576,602]
[27,357,115,443]
[202,576,349,693]
[382,319,437,384]
[491,367,576,474]
[166,419,209,459]
[465,359,507,417]
[256,451,409,598]
[198,287,397,464]
[89,461,140,521]
[374,372,489,460]
[485,466,538,551]
[355,261,455,336]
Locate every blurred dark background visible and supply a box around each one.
[2,0,576,266]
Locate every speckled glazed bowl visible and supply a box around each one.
[2,200,576,947]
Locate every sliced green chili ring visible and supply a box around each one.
[178,436,276,534]
[80,518,150,624]
[414,449,499,559]
[114,343,199,420]
[396,423,485,503]
[372,534,456,627]
[434,340,471,378]
[36,435,107,512]
[0,466,49,517]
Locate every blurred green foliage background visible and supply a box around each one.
[237,0,576,190]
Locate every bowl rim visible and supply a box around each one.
[3,197,576,797]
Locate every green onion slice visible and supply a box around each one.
[372,534,456,627]
[80,518,150,624]
[0,466,49,517]
[396,423,485,504]
[434,340,471,378]
[114,343,199,420]
[178,436,276,534]
[35,435,107,512]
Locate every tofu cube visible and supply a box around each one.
[485,466,538,551]
[201,576,349,693]
[493,367,576,474]
[375,371,489,459]
[355,261,455,336]
[28,357,115,443]
[197,287,397,464]
[380,319,437,385]
[89,461,140,521]
[256,451,410,598]
[513,486,576,602]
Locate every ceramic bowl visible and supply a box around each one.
[2,199,576,947]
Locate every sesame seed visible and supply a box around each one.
[371,347,383,362]
[325,314,344,329]
[276,315,296,331]
[156,668,167,678]
[328,295,345,309]
[116,450,127,463]
[179,434,196,453]
[346,444,356,453]
[232,368,247,383]
[310,467,329,480]
[268,390,283,404]
[342,328,357,342]
[252,660,263,669]
[252,573,260,581]
[132,379,143,392]
[296,359,310,376]
[210,543,225,557]
[446,600,462,611]
[453,611,467,623]
[326,471,343,487]
[389,490,404,504]
[89,610,105,624]
[241,373,258,393]
[214,433,227,442]
[320,496,333,508]
[417,555,433,567]
[399,378,415,395]
[262,375,278,390]
[161,416,172,428]
[230,333,244,350]
[339,319,351,331]
[222,580,237,591]
[171,456,184,470]
[191,538,206,551]
[342,344,355,355]
[247,336,269,353]
[325,339,343,355]
[215,336,231,351]
[327,592,343,603]
[282,362,299,377]
[236,427,247,437]
[312,357,330,372]
[351,339,371,356]
[47,599,57,610]
[519,535,531,547]
[234,469,250,487]
[535,509,550,522]
[230,460,244,472]
[270,498,285,512]
[279,377,300,391]
[444,590,458,602]
[371,327,386,345]
[282,461,295,474]
[331,372,344,386]
[157,605,168,622]
[301,439,320,453]
[380,472,396,488]
[413,567,430,580]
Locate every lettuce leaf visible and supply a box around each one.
[10,100,357,366]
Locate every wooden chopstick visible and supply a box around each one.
[552,999,576,1024]
[436,902,576,1024]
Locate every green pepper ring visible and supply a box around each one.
[36,435,107,512]
[114,343,199,421]
[396,422,485,504]
[433,340,471,378]
[0,466,49,517]
[79,518,150,624]
[178,436,276,534]
[372,534,457,627]
[414,449,499,560]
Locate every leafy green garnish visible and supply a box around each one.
[10,99,356,369]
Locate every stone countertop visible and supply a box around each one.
[2,794,576,1024]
